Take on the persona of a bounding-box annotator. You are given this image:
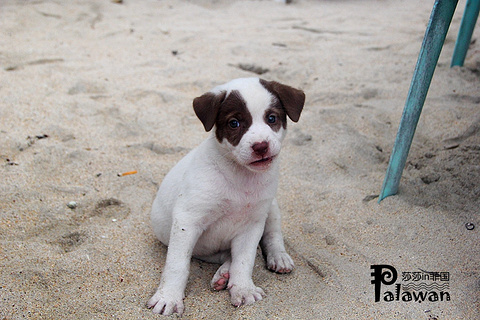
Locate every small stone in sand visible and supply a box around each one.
[67,201,77,209]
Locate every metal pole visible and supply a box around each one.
[379,0,459,202]
[451,0,480,66]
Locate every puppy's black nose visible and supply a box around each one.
[252,141,269,156]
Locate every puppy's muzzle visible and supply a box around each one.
[252,141,269,157]
[249,141,274,170]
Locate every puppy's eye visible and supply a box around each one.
[228,119,240,129]
[267,114,277,124]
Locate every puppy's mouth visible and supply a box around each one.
[249,156,275,168]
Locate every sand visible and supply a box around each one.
[1,0,479,319]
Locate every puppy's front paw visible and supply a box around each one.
[229,283,265,307]
[146,289,184,316]
[267,251,294,273]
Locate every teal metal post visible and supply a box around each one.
[451,0,480,66]
[379,0,459,202]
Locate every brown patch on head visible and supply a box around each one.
[259,79,305,123]
[215,90,253,146]
[264,97,287,131]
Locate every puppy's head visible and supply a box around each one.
[193,78,305,172]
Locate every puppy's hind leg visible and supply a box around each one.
[260,199,294,274]
[211,257,231,291]
[195,251,232,291]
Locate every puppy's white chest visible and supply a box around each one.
[207,178,274,224]
[223,197,269,221]
[193,196,271,257]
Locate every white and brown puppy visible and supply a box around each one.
[147,78,305,316]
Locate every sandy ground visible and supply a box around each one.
[1,0,479,319]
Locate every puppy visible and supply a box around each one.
[147,78,305,316]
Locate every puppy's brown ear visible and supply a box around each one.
[260,79,305,122]
[193,91,227,132]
